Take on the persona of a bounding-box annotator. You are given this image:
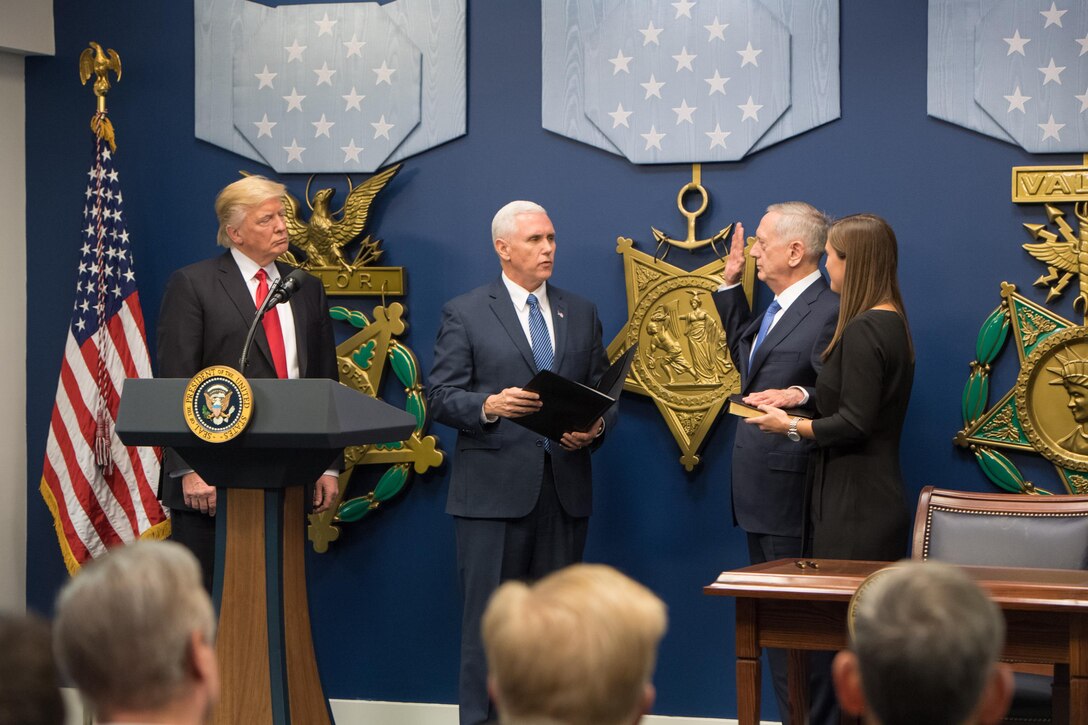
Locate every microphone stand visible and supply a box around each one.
[238,276,286,375]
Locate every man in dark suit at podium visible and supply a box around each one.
[156,175,339,591]
[428,200,610,725]
[714,201,839,725]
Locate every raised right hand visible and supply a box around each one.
[723,221,746,286]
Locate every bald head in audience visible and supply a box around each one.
[482,563,667,725]
[53,540,218,725]
[833,560,1012,725]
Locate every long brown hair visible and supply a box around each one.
[823,214,913,359]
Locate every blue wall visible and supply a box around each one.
[24,1,1082,720]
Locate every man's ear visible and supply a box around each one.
[786,239,805,267]
[188,630,220,703]
[974,663,1013,725]
[832,650,867,717]
[632,682,656,723]
[494,238,509,262]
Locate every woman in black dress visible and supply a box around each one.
[748,214,914,560]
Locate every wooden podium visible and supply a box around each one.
[117,378,416,724]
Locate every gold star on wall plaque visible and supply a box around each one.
[606,166,755,470]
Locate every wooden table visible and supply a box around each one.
[705,559,1088,725]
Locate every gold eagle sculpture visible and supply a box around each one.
[79,41,122,151]
[1023,202,1088,311]
[283,164,401,270]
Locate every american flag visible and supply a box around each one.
[39,128,169,574]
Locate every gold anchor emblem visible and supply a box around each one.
[608,165,755,470]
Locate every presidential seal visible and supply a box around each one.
[183,366,253,443]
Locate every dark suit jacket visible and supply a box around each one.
[714,278,839,538]
[156,251,338,510]
[427,278,610,519]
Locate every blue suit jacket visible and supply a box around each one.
[714,279,839,537]
[427,278,609,519]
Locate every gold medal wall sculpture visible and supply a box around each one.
[955,155,1088,495]
[607,165,755,470]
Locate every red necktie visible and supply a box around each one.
[254,269,289,378]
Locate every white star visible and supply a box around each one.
[1040,3,1066,28]
[255,65,277,89]
[341,139,363,162]
[313,61,337,86]
[1003,86,1031,113]
[123,269,135,283]
[81,242,92,255]
[314,12,338,36]
[672,47,696,71]
[282,88,306,112]
[312,114,335,138]
[672,0,695,19]
[108,170,118,183]
[373,61,396,85]
[738,42,762,67]
[608,103,632,128]
[285,39,306,63]
[75,319,86,332]
[342,87,366,111]
[283,139,306,163]
[1038,114,1065,141]
[112,284,122,298]
[639,21,663,46]
[738,96,763,121]
[672,99,697,124]
[1076,34,1088,56]
[705,18,728,41]
[79,299,90,313]
[343,33,366,58]
[1003,30,1030,56]
[371,115,395,139]
[640,126,665,150]
[1076,88,1088,112]
[641,74,665,99]
[609,50,633,74]
[253,114,277,138]
[84,186,92,199]
[119,229,128,244]
[1039,58,1065,85]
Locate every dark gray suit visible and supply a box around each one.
[714,277,838,725]
[428,278,609,725]
[156,251,338,587]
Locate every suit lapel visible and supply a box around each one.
[218,252,275,374]
[278,260,311,377]
[488,279,538,372]
[550,286,567,372]
[746,278,829,384]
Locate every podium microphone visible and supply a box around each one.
[238,269,310,374]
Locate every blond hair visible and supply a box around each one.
[483,564,667,725]
[214,175,286,248]
[824,213,913,359]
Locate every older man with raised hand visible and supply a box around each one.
[53,541,219,725]
[428,200,611,725]
[156,175,339,591]
[713,201,840,725]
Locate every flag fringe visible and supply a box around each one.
[38,477,82,577]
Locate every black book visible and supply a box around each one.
[726,393,813,420]
[515,345,637,442]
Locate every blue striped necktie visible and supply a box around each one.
[527,293,554,373]
[749,299,782,365]
[527,293,554,451]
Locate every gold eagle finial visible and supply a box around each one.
[79,42,122,151]
[282,164,401,270]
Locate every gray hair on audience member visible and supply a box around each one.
[766,201,831,261]
[53,540,216,714]
[214,174,286,248]
[492,200,548,243]
[850,561,1004,725]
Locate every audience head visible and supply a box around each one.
[482,563,667,725]
[53,540,218,723]
[833,561,1012,725]
[0,612,65,725]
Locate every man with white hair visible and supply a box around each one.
[429,200,611,725]
[53,541,219,725]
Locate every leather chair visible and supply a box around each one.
[912,485,1088,724]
